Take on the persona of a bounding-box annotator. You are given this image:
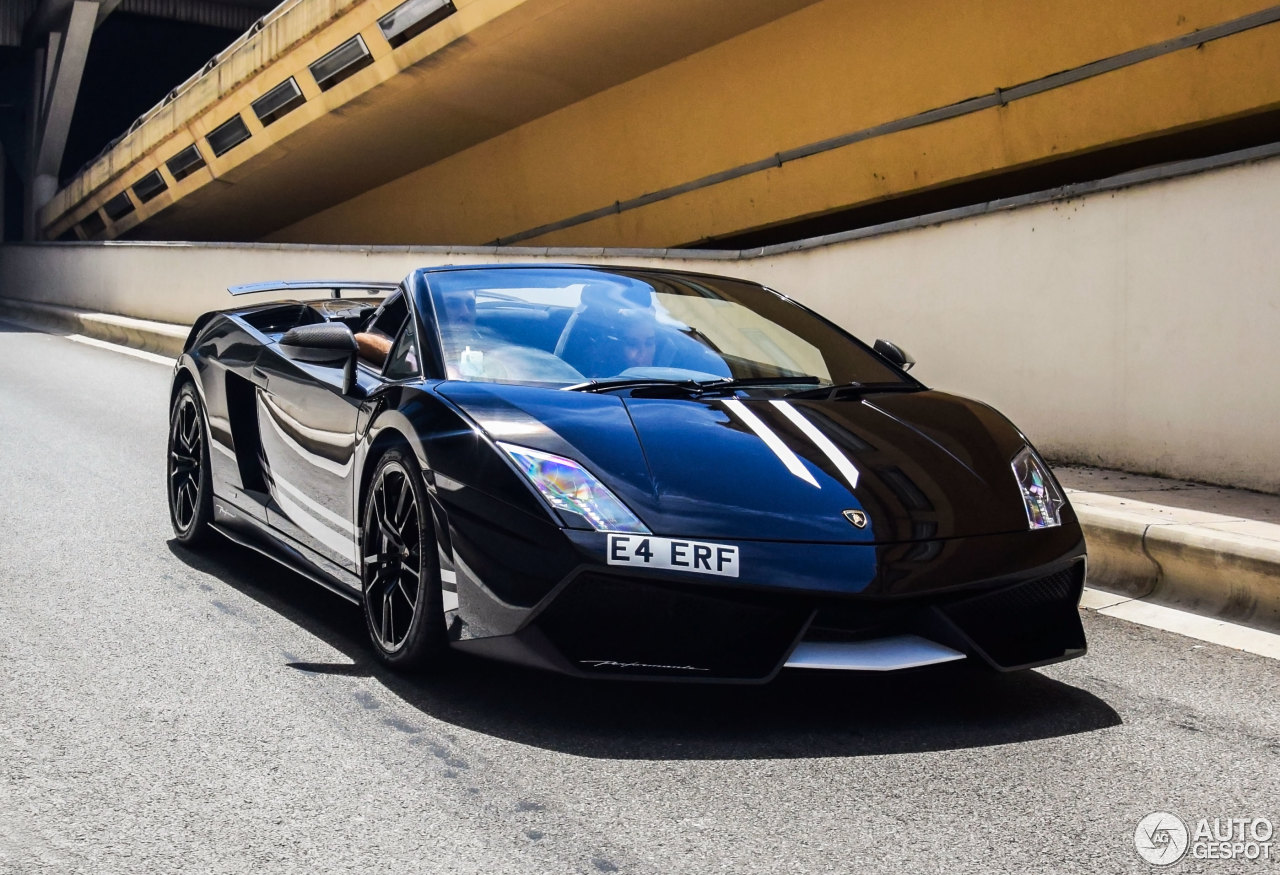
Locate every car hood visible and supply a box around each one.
[437,383,1040,543]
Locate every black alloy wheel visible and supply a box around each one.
[361,447,446,669]
[168,382,213,545]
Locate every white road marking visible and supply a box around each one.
[63,334,176,366]
[1082,586,1280,660]
[0,316,176,365]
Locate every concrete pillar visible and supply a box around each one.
[24,0,99,239]
[33,174,59,209]
[23,45,43,241]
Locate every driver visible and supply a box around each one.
[437,287,487,378]
[615,309,658,371]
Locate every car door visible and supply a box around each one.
[254,295,408,573]
[254,353,363,573]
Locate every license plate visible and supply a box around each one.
[606,534,739,578]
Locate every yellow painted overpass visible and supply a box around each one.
[41,0,1280,247]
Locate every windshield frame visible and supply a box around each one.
[411,264,926,392]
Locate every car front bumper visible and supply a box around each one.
[450,524,1087,682]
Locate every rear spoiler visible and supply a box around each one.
[227,280,400,299]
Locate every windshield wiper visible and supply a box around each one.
[565,375,823,396]
[688,376,821,394]
[564,377,700,394]
[785,381,917,400]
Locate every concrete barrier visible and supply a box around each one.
[0,298,188,356]
[1073,502,1280,632]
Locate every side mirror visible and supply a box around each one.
[280,322,358,392]
[873,338,915,372]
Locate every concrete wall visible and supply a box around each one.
[45,0,1280,247]
[269,0,1280,247]
[3,153,1278,492]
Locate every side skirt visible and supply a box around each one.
[211,501,362,605]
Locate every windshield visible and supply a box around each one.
[416,266,911,389]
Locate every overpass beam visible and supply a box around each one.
[25,0,98,239]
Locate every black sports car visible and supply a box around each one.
[167,264,1085,681]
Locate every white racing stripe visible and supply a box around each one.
[722,399,819,488]
[769,400,860,490]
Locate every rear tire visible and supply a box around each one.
[361,447,447,670]
[168,382,214,546]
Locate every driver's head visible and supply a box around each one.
[616,310,657,369]
[439,287,476,331]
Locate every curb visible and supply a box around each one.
[0,297,186,358]
[1073,499,1280,634]
[4,295,1278,635]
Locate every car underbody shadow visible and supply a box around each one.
[169,536,1121,761]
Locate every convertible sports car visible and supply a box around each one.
[167,263,1085,681]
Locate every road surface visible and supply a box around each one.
[1,321,1276,874]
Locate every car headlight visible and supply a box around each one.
[498,442,650,534]
[1011,445,1065,529]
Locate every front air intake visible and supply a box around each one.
[937,563,1086,670]
[535,573,810,679]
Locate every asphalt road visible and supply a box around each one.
[1,320,1277,874]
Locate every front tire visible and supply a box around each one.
[168,381,213,545]
[361,447,446,670]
